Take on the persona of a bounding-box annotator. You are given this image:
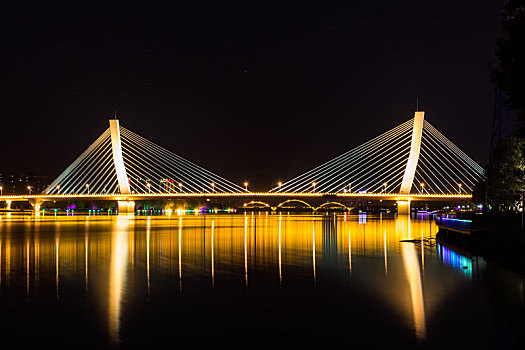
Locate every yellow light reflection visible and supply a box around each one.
[146,218,151,295]
[244,216,248,287]
[108,217,130,345]
[278,215,282,288]
[384,230,388,276]
[399,216,426,340]
[26,239,30,300]
[55,235,59,299]
[178,218,182,293]
[211,220,215,289]
[85,232,89,296]
[312,218,316,285]
[0,213,443,341]
[348,228,352,277]
[401,243,426,340]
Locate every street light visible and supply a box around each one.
[277,181,282,191]
[312,182,316,192]
[56,185,60,192]
[244,182,248,192]
[179,182,183,193]
[147,182,152,194]
[211,182,215,192]
[420,182,425,194]
[0,186,3,195]
[383,182,387,194]
[458,183,462,194]
[86,183,90,194]
[27,186,32,195]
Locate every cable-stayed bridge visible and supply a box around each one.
[0,111,484,214]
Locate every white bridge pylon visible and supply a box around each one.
[109,119,131,194]
[45,120,245,196]
[400,111,424,194]
[272,111,485,195]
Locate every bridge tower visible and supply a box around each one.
[397,111,424,215]
[109,119,134,213]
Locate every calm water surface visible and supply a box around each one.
[0,213,523,348]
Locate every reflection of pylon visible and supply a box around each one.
[489,90,519,162]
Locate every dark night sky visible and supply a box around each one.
[0,1,502,191]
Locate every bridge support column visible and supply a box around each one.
[397,199,411,216]
[5,200,12,210]
[28,198,45,213]
[118,200,135,214]
[400,111,424,194]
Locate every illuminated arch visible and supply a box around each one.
[243,201,272,209]
[316,202,353,211]
[276,199,315,211]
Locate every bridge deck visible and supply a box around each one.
[0,192,471,202]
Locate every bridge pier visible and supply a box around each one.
[5,200,12,210]
[397,199,411,215]
[118,200,135,214]
[28,198,45,213]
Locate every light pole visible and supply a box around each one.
[211,182,215,192]
[383,182,387,194]
[0,186,3,195]
[420,182,425,194]
[56,185,60,193]
[27,186,32,195]
[244,182,248,192]
[179,182,183,193]
[277,181,282,192]
[147,182,151,194]
[86,183,90,194]
[312,182,316,192]
[458,183,462,194]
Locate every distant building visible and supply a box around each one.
[0,173,49,195]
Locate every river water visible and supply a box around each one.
[0,212,523,348]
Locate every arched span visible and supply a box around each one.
[276,199,315,211]
[316,202,353,211]
[243,201,271,209]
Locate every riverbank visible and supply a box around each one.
[436,228,525,276]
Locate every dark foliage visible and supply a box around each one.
[490,0,525,127]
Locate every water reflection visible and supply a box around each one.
[437,243,473,279]
[0,213,521,347]
[398,216,426,339]
[109,217,130,345]
[312,217,316,285]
